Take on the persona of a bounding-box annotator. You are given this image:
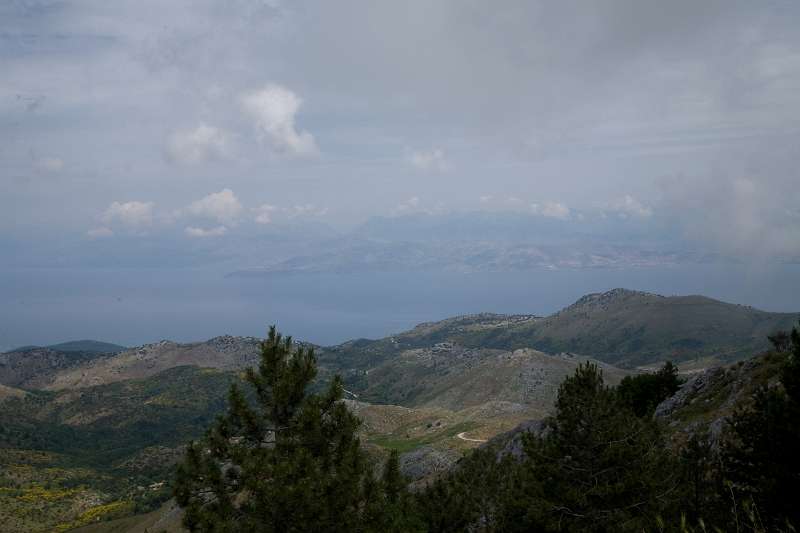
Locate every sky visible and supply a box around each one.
[2,0,800,263]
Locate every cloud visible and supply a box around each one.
[531,201,570,220]
[394,196,420,214]
[659,173,800,257]
[253,204,277,224]
[185,226,227,238]
[607,195,653,218]
[240,84,318,156]
[479,195,493,203]
[86,227,113,238]
[165,123,230,165]
[288,204,328,218]
[252,203,328,223]
[185,189,243,225]
[410,149,449,172]
[393,196,446,216]
[102,201,155,229]
[34,156,64,173]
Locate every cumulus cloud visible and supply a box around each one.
[607,195,653,218]
[184,189,243,225]
[102,201,155,229]
[410,149,449,172]
[531,201,570,220]
[34,156,64,173]
[185,226,228,238]
[86,227,113,238]
[165,123,230,165]
[240,84,318,156]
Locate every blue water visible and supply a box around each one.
[1,265,798,351]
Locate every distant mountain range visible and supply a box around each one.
[229,240,718,276]
[228,210,797,276]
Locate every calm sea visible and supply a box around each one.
[1,265,798,350]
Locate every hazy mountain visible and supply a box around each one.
[353,211,678,246]
[7,340,127,354]
[226,211,735,276]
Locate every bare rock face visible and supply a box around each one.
[400,445,460,482]
[488,419,545,461]
[654,367,725,419]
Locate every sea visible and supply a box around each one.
[1,264,799,351]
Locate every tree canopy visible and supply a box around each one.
[174,326,421,532]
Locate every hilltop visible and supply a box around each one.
[326,288,796,368]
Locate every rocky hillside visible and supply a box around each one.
[654,349,788,445]
[342,343,628,412]
[38,336,262,390]
[519,289,797,366]
[325,289,796,368]
[0,347,112,389]
[480,346,790,465]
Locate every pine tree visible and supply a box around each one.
[506,363,678,532]
[173,326,411,532]
[678,430,724,525]
[616,361,682,417]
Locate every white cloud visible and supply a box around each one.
[185,226,228,238]
[252,203,328,223]
[86,227,113,238]
[607,195,653,218]
[479,195,493,203]
[35,156,64,173]
[288,204,328,218]
[394,196,420,214]
[410,149,449,172]
[240,84,318,156]
[185,189,243,225]
[102,201,155,229]
[392,196,446,216]
[531,201,570,220]
[165,123,230,165]
[253,204,277,224]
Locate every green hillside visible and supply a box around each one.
[322,289,798,369]
[0,366,237,533]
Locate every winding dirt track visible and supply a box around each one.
[456,431,487,443]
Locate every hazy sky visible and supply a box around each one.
[3,1,800,259]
